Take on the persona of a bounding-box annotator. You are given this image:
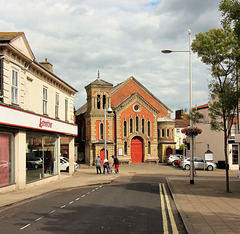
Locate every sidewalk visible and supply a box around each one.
[0,164,240,233]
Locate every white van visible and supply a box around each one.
[60,157,78,172]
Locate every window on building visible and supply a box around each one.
[100,123,103,139]
[65,98,68,121]
[158,129,160,139]
[232,145,238,164]
[43,87,48,114]
[148,121,151,137]
[176,128,180,133]
[231,123,237,136]
[123,121,127,137]
[136,116,139,132]
[26,134,58,183]
[103,95,106,109]
[130,118,133,134]
[142,119,145,134]
[97,95,101,109]
[162,129,165,137]
[55,93,59,118]
[167,129,170,137]
[11,69,18,104]
[148,141,151,154]
[124,141,127,155]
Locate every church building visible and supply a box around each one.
[75,75,175,165]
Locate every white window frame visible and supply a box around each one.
[65,98,68,121]
[11,69,18,104]
[55,93,59,118]
[43,87,48,114]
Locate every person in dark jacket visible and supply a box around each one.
[112,155,119,174]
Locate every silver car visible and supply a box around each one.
[166,154,183,165]
[181,157,216,171]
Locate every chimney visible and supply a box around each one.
[40,58,53,72]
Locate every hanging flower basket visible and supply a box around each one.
[181,127,202,137]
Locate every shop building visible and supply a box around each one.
[76,75,175,165]
[0,32,77,193]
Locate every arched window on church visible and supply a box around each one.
[167,129,170,138]
[162,129,165,137]
[100,123,103,139]
[142,119,145,134]
[97,95,101,109]
[148,141,151,154]
[130,118,133,134]
[102,95,106,109]
[124,141,127,155]
[136,116,139,132]
[147,121,151,137]
[123,121,127,137]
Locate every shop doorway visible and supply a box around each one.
[131,136,143,163]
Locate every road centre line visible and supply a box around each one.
[35,216,44,221]
[20,224,31,230]
[162,184,179,234]
[159,184,169,234]
[19,186,101,231]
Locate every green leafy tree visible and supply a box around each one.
[191,20,240,192]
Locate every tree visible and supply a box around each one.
[219,0,240,38]
[191,22,240,192]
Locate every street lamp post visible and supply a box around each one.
[104,103,113,160]
[162,29,194,184]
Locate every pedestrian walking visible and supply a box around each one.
[95,156,102,174]
[103,158,110,174]
[112,155,119,174]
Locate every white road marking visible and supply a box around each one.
[60,205,66,209]
[82,195,85,197]
[76,197,80,201]
[35,216,44,221]
[20,224,31,230]
[49,210,56,214]
[69,201,74,204]
[87,192,90,194]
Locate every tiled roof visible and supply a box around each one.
[0,32,24,42]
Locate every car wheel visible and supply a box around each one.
[172,162,175,166]
[207,165,213,171]
[185,164,190,170]
[34,164,38,169]
[66,167,69,172]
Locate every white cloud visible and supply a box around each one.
[1,0,222,116]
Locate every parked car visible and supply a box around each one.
[165,154,183,165]
[26,157,43,169]
[60,157,78,172]
[181,157,216,171]
[172,155,186,167]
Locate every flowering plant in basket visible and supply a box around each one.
[181,127,202,137]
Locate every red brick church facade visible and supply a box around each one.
[75,76,176,165]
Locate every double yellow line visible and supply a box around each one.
[159,183,179,234]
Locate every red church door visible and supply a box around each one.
[100,149,107,166]
[166,148,172,156]
[131,137,143,163]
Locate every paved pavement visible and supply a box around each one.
[0,163,240,233]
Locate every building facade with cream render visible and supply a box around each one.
[0,32,77,193]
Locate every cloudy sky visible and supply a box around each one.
[2,0,222,117]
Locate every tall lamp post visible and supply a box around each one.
[162,29,194,184]
[104,103,113,160]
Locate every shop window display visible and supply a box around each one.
[0,132,14,187]
[26,135,58,183]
